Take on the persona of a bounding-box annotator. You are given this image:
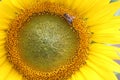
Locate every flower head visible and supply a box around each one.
[0,0,120,80]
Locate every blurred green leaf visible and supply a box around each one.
[110,0,118,3]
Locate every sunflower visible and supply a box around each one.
[0,0,120,80]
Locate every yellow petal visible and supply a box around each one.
[88,54,120,73]
[5,68,22,80]
[70,71,85,80]
[91,23,120,43]
[0,20,10,30]
[0,31,6,40]
[0,60,13,80]
[83,0,110,17]
[51,0,75,9]
[0,46,6,57]
[91,27,120,34]
[0,2,16,19]
[75,0,110,17]
[2,0,21,13]
[110,16,120,24]
[89,17,120,33]
[0,40,6,46]
[87,1,120,26]
[0,55,6,65]
[87,60,118,80]
[89,43,120,60]
[10,0,24,10]
[92,34,120,44]
[10,0,37,10]
[80,65,103,80]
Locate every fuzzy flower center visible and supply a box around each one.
[18,14,79,72]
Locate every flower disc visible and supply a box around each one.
[18,14,79,72]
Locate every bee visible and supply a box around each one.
[63,13,75,25]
